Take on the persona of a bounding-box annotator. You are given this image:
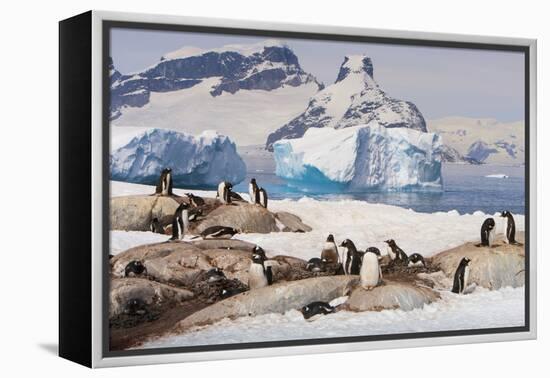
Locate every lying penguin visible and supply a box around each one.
[300,301,336,320]
[186,193,205,207]
[124,298,148,316]
[124,260,147,277]
[306,257,326,273]
[407,253,426,268]
[200,226,239,239]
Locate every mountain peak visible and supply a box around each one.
[335,55,374,83]
[162,39,289,61]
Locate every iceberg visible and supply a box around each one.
[110,128,246,188]
[273,122,442,191]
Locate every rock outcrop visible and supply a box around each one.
[430,234,525,290]
[175,276,358,330]
[110,278,194,318]
[344,280,439,312]
[110,195,181,231]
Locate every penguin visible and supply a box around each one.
[360,247,382,290]
[229,191,246,202]
[339,239,364,275]
[249,178,260,204]
[124,298,148,316]
[407,253,426,267]
[248,253,270,289]
[150,217,165,234]
[480,218,496,247]
[188,208,203,222]
[300,301,335,320]
[252,245,267,261]
[321,234,339,264]
[217,181,233,204]
[186,193,205,207]
[155,168,173,196]
[258,187,268,208]
[200,225,239,239]
[170,202,190,241]
[306,257,326,272]
[124,260,147,277]
[204,267,226,283]
[220,287,247,299]
[451,257,471,294]
[500,211,517,244]
[384,239,408,264]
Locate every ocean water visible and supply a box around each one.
[234,146,526,215]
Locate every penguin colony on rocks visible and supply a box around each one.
[117,168,521,321]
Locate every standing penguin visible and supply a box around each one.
[249,178,260,204]
[480,218,496,247]
[500,211,517,244]
[217,181,233,204]
[258,187,268,208]
[150,217,165,234]
[321,234,339,264]
[248,253,270,289]
[451,257,471,294]
[360,247,382,290]
[155,168,173,196]
[170,202,189,241]
[339,239,364,275]
[384,239,409,264]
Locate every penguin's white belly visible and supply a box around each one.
[182,210,189,233]
[321,242,338,262]
[217,182,225,200]
[248,184,255,204]
[386,245,396,260]
[463,266,470,290]
[360,253,380,288]
[248,264,268,289]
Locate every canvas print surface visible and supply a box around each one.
[107,26,527,352]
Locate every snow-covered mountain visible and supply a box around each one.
[110,40,322,146]
[273,122,442,191]
[428,117,525,165]
[110,128,246,188]
[266,55,426,150]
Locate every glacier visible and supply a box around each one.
[110,128,246,188]
[273,122,442,191]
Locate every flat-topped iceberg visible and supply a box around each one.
[273,122,442,191]
[110,128,246,188]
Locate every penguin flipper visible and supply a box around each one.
[266,266,273,285]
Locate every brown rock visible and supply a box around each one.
[344,280,439,312]
[109,278,194,318]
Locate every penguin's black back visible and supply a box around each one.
[301,301,335,319]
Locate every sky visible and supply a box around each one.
[110,28,525,122]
